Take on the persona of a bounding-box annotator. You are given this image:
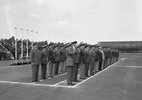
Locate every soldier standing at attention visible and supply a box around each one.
[84,45,90,77]
[30,43,41,83]
[54,46,60,75]
[47,43,54,77]
[72,42,80,82]
[79,44,86,79]
[65,43,76,85]
[40,45,48,80]
[89,46,96,75]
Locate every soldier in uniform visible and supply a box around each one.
[98,46,104,71]
[58,45,66,74]
[54,46,60,75]
[84,45,91,77]
[47,43,55,77]
[65,43,76,85]
[79,44,86,79]
[40,45,48,80]
[30,42,41,83]
[72,42,80,82]
[89,46,96,75]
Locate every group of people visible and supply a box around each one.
[30,41,119,85]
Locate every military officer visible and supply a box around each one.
[40,45,48,80]
[30,42,41,83]
[58,46,66,74]
[47,43,55,77]
[72,42,80,82]
[89,46,96,75]
[54,46,60,75]
[65,42,76,85]
[79,44,86,79]
[84,45,91,77]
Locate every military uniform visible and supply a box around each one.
[47,47,55,77]
[59,49,66,74]
[30,45,41,82]
[72,48,80,82]
[54,47,60,75]
[89,47,96,75]
[40,47,48,80]
[79,47,86,79]
[65,46,75,85]
[85,48,90,77]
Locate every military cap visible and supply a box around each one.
[42,45,48,48]
[48,42,54,47]
[64,42,72,48]
[71,41,77,45]
[84,44,91,48]
[33,42,37,46]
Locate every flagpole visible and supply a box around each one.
[31,30,34,49]
[26,29,29,62]
[20,28,24,63]
[14,27,18,64]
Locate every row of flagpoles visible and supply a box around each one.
[14,27,38,63]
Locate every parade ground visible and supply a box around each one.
[0,53,142,100]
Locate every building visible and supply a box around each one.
[99,41,142,53]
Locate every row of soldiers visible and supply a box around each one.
[30,41,119,85]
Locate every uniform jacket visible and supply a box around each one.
[73,49,80,64]
[65,48,75,67]
[40,50,48,64]
[47,48,55,63]
[85,50,91,63]
[79,49,86,64]
[30,49,41,65]
[53,50,60,62]
[60,49,66,62]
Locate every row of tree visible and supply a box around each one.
[0,36,47,60]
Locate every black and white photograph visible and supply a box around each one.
[0,0,142,100]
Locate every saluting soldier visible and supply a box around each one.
[84,45,91,77]
[30,43,41,83]
[89,46,96,75]
[47,43,55,77]
[54,46,60,75]
[58,46,66,74]
[65,43,76,85]
[40,45,48,80]
[97,46,104,71]
[79,44,86,79]
[72,42,80,82]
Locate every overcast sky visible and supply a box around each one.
[0,0,142,44]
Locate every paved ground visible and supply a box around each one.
[0,53,142,100]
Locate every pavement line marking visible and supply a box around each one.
[121,58,126,60]
[0,65,29,69]
[53,80,67,86]
[0,81,55,87]
[54,85,74,88]
[118,65,142,68]
[72,62,117,88]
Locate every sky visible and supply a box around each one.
[0,0,142,44]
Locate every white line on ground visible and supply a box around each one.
[54,85,74,88]
[0,66,26,69]
[118,65,142,68]
[0,61,121,88]
[121,58,126,60]
[0,81,55,87]
[53,80,67,86]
